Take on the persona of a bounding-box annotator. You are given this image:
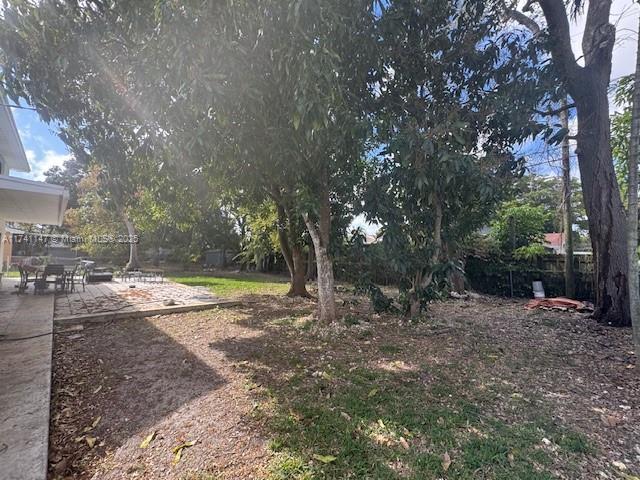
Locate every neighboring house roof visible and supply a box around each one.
[363,233,380,245]
[544,233,564,249]
[0,99,29,173]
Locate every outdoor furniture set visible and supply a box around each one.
[17,262,86,294]
[119,268,164,283]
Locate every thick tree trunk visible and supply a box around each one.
[303,181,336,323]
[122,213,141,271]
[537,0,629,326]
[289,244,310,297]
[575,93,629,325]
[560,102,575,298]
[275,203,310,297]
[628,16,640,362]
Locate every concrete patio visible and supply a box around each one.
[0,278,55,480]
[55,278,239,323]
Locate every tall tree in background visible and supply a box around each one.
[560,100,575,298]
[516,0,630,325]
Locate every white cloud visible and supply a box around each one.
[27,149,72,181]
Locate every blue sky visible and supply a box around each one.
[11,105,71,181]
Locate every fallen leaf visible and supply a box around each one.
[340,411,351,421]
[172,440,197,465]
[83,416,101,433]
[85,436,96,448]
[313,454,337,464]
[140,432,156,449]
[377,419,386,429]
[442,451,451,472]
[399,437,410,450]
[368,388,378,398]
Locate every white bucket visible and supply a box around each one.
[532,281,545,299]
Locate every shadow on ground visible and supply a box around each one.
[50,317,227,479]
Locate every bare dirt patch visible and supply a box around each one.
[49,294,640,479]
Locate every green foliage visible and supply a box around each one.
[360,0,546,314]
[611,74,634,202]
[491,202,550,252]
[509,174,587,234]
[513,243,546,260]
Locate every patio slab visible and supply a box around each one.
[54,279,238,322]
[0,279,55,480]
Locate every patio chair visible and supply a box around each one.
[66,264,86,293]
[35,264,66,294]
[16,264,38,294]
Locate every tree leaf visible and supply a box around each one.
[140,431,156,449]
[313,454,337,464]
[442,451,451,472]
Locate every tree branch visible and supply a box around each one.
[533,102,576,116]
[538,0,583,85]
[506,9,541,35]
[582,0,615,72]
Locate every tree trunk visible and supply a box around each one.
[122,212,141,271]
[276,203,310,297]
[306,243,317,280]
[627,15,640,362]
[290,244,310,297]
[303,181,336,323]
[575,93,629,325]
[537,0,629,326]
[560,101,575,298]
[408,196,443,317]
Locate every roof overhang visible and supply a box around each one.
[0,99,30,173]
[0,175,68,226]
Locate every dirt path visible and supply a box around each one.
[49,294,640,479]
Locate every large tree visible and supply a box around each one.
[364,0,550,315]
[142,0,374,320]
[0,0,160,270]
[515,0,630,325]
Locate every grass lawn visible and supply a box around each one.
[169,271,290,297]
[48,292,639,479]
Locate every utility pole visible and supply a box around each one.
[560,99,575,298]
[627,15,640,364]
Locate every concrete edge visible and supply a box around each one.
[54,300,242,325]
